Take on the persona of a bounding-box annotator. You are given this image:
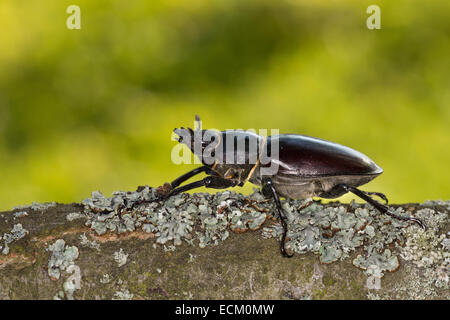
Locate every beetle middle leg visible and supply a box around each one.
[167,175,238,197]
[339,184,426,229]
[170,166,215,190]
[262,177,294,258]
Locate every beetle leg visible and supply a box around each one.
[364,191,389,204]
[340,184,426,230]
[170,166,214,189]
[167,176,238,198]
[262,177,294,258]
[125,167,217,212]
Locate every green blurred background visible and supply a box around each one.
[0,0,449,211]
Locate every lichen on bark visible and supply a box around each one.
[0,188,448,300]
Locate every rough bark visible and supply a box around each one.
[0,196,448,300]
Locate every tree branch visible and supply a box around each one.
[0,188,448,300]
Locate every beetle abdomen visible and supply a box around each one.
[263,134,383,177]
[252,134,383,199]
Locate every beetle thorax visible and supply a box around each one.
[174,127,266,184]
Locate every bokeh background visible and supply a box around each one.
[0,0,449,211]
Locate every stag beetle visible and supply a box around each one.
[154,116,425,257]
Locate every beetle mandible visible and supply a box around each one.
[158,116,426,257]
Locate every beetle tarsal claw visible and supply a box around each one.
[156,182,173,198]
[385,208,427,230]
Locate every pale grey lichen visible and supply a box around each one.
[2,223,29,255]
[198,209,229,248]
[154,207,194,246]
[366,264,384,279]
[163,244,176,252]
[82,188,276,248]
[47,239,79,280]
[353,248,400,276]
[13,211,28,218]
[263,200,390,264]
[50,253,82,300]
[397,208,449,293]
[53,291,65,300]
[66,212,85,222]
[83,187,158,236]
[319,245,342,264]
[82,187,155,214]
[416,208,447,230]
[113,288,134,300]
[366,292,382,300]
[13,202,57,211]
[63,264,81,300]
[183,291,194,299]
[188,253,196,263]
[423,199,450,211]
[401,229,446,268]
[100,274,111,284]
[79,233,100,251]
[114,248,128,267]
[79,186,449,290]
[442,233,450,251]
[385,264,447,299]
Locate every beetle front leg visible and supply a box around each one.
[170,166,215,189]
[126,172,230,213]
[154,166,215,198]
[167,176,238,197]
[262,177,294,258]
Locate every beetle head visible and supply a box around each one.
[173,115,220,166]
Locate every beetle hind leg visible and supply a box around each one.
[365,191,389,204]
[339,184,426,230]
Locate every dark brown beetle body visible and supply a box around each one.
[249,134,383,200]
[158,117,426,257]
